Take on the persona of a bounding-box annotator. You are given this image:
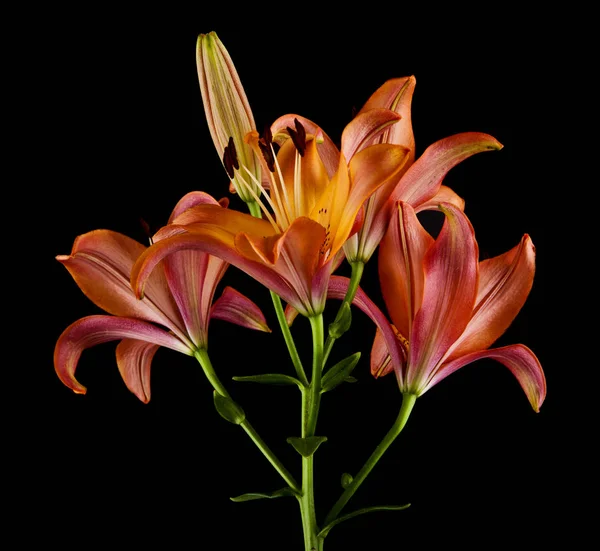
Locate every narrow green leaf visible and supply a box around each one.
[321,352,361,393]
[318,504,411,538]
[286,436,328,457]
[232,374,303,388]
[213,391,245,425]
[328,302,352,339]
[230,487,299,502]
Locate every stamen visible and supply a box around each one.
[286,118,307,156]
[258,140,276,172]
[222,136,240,179]
[293,149,302,219]
[235,169,280,232]
[140,217,153,245]
[271,143,293,223]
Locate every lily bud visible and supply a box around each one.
[196,32,261,203]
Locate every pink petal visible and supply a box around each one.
[408,203,478,393]
[447,235,536,361]
[415,185,465,212]
[116,339,160,403]
[168,191,224,223]
[379,201,434,340]
[341,108,402,160]
[211,286,271,332]
[370,327,394,378]
[423,344,546,412]
[390,132,503,207]
[57,230,187,342]
[54,315,191,395]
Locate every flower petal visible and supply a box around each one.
[446,234,536,361]
[270,114,340,178]
[116,339,160,403]
[57,230,186,339]
[330,143,410,256]
[211,286,271,332]
[165,195,230,349]
[54,315,191,395]
[370,327,394,378]
[423,344,546,412]
[327,276,406,386]
[356,76,416,161]
[390,132,503,207]
[415,184,465,212]
[379,202,434,339]
[341,108,402,160]
[408,203,478,393]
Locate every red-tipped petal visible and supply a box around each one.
[424,344,546,412]
[54,315,191,395]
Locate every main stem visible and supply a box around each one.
[324,393,417,525]
[194,348,300,493]
[299,314,325,551]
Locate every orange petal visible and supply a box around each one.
[446,235,536,361]
[379,202,434,339]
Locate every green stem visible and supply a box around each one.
[245,196,308,386]
[271,291,309,386]
[323,260,365,365]
[306,315,324,436]
[194,348,300,493]
[299,313,325,551]
[323,393,417,525]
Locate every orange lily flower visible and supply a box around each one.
[328,201,546,411]
[284,76,503,264]
[54,192,270,403]
[131,117,410,317]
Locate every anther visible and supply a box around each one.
[286,118,307,156]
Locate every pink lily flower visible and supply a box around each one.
[54,192,270,403]
[328,201,546,411]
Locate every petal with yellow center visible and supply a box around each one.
[407,203,478,393]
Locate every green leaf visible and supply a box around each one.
[213,391,245,425]
[230,487,299,502]
[321,352,361,393]
[328,302,352,339]
[232,374,303,388]
[318,504,411,538]
[286,436,328,457]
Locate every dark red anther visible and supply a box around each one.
[259,140,276,173]
[222,136,240,178]
[262,123,273,146]
[140,218,154,245]
[286,118,306,156]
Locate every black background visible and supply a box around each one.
[19,6,580,550]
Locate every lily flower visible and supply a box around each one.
[340,76,504,263]
[131,117,410,318]
[54,192,270,403]
[197,31,261,202]
[328,201,546,411]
